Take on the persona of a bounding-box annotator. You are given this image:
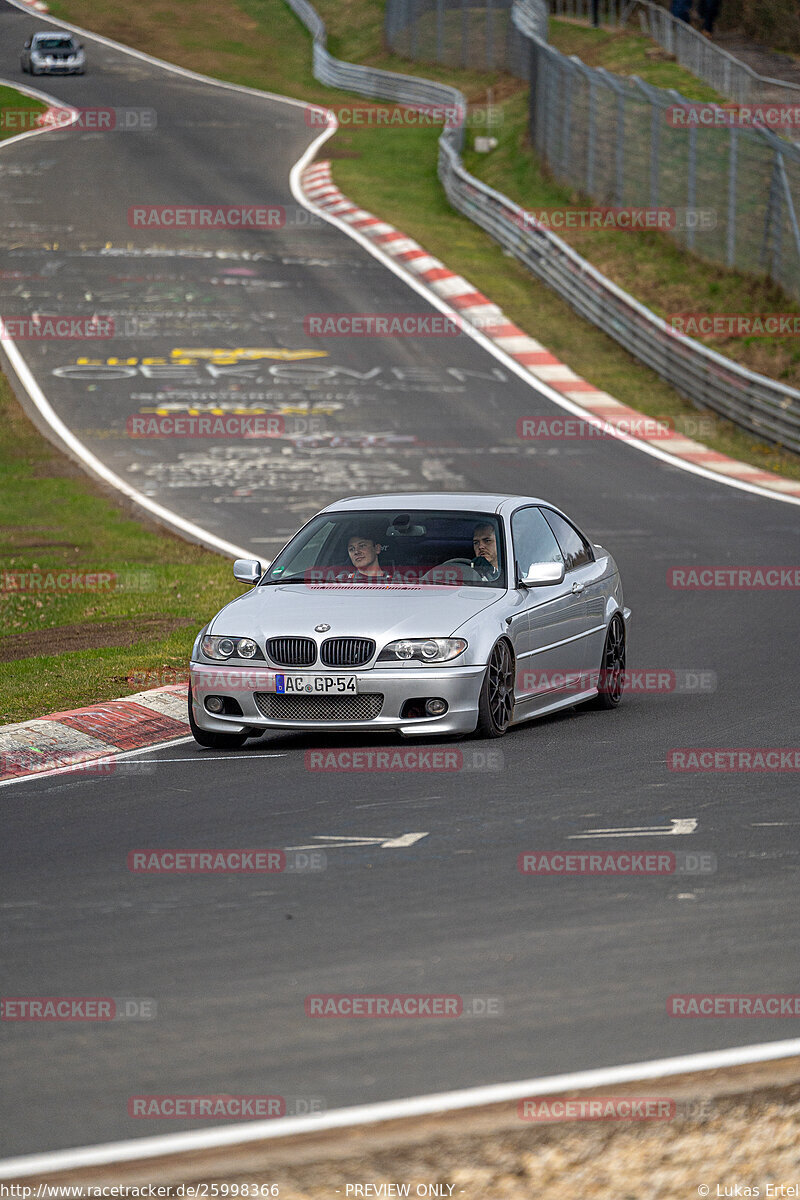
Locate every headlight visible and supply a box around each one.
[200,635,264,660]
[377,638,467,664]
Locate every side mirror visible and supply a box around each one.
[233,558,262,584]
[520,561,565,587]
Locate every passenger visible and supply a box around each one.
[340,532,393,582]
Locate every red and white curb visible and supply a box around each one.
[301,160,800,500]
[0,685,189,782]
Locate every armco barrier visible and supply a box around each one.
[285,0,800,454]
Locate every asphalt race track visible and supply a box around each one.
[0,0,799,1160]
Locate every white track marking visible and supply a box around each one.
[123,753,286,763]
[283,832,429,850]
[2,1039,800,1178]
[0,740,289,789]
[381,831,430,847]
[0,326,256,558]
[568,818,698,839]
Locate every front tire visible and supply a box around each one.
[475,639,515,738]
[592,613,626,709]
[188,688,248,749]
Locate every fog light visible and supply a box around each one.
[425,698,448,716]
[205,695,224,714]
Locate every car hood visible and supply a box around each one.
[209,583,503,642]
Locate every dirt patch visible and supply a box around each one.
[0,617,194,663]
[0,540,78,550]
[29,457,87,479]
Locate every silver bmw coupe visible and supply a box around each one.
[188,493,630,747]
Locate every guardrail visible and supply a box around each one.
[284,0,800,454]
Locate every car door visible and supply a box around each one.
[509,506,603,709]
[541,508,608,673]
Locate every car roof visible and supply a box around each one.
[33,31,74,38]
[320,493,551,514]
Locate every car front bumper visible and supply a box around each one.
[189,661,486,737]
[35,62,82,72]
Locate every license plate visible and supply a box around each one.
[275,674,358,694]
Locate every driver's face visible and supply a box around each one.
[473,526,498,568]
[347,537,380,572]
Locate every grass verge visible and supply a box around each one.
[0,84,46,142]
[0,371,236,723]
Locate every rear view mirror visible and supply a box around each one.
[233,559,262,584]
[520,561,565,587]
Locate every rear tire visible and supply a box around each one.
[592,613,626,709]
[188,688,248,749]
[475,640,515,738]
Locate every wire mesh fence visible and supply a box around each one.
[553,0,800,106]
[385,0,529,71]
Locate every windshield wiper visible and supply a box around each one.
[260,573,314,585]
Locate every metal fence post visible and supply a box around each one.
[487,0,495,68]
[649,93,660,207]
[587,74,596,194]
[726,127,737,269]
[615,85,625,206]
[760,158,782,273]
[436,0,444,62]
[562,59,575,177]
[461,0,468,68]
[778,155,800,288]
[529,38,539,149]
[687,124,696,251]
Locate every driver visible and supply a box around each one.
[471,522,502,582]
[340,531,393,582]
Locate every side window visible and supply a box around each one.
[511,507,563,577]
[542,510,594,571]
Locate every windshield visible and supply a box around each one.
[262,509,507,589]
[35,37,76,50]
